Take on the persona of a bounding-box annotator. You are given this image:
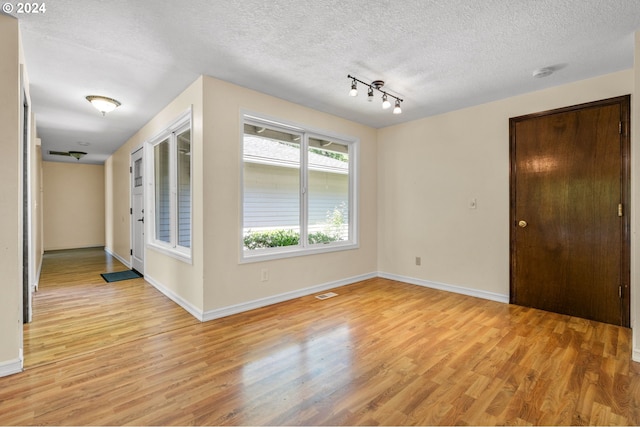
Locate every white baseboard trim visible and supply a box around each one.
[633,348,640,363]
[104,246,131,269]
[0,358,23,378]
[144,273,205,321]
[45,244,105,251]
[144,270,501,324]
[202,272,378,322]
[378,271,509,304]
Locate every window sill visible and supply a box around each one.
[239,241,358,264]
[147,243,193,265]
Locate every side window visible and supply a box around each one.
[154,138,171,244]
[176,129,191,248]
[148,111,192,260]
[134,158,143,187]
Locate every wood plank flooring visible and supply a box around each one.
[23,247,200,368]
[1,247,639,425]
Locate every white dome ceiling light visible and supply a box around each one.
[86,95,121,116]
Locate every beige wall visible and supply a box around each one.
[201,76,378,313]
[105,77,205,312]
[42,162,105,250]
[104,155,114,255]
[0,14,22,372]
[104,141,136,261]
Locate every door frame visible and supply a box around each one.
[130,146,145,274]
[509,95,631,326]
[20,64,33,328]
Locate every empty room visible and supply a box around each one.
[1,1,640,425]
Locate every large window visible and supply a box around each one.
[148,111,192,261]
[242,114,358,261]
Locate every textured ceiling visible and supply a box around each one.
[8,0,640,164]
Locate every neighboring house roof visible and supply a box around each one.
[243,136,348,174]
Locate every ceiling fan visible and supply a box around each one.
[48,150,87,160]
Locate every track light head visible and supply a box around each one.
[349,80,358,97]
[393,99,402,115]
[367,87,374,102]
[382,94,391,109]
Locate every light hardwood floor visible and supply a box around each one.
[0,247,639,425]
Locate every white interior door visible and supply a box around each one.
[131,148,144,274]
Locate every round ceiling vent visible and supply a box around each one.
[532,67,554,78]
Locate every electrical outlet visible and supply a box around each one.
[415,257,421,266]
[260,268,269,282]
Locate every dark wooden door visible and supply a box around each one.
[510,96,630,327]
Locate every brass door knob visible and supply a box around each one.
[518,220,528,228]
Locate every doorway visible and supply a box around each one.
[22,90,31,324]
[509,95,630,326]
[131,148,144,274]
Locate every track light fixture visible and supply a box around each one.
[347,74,403,114]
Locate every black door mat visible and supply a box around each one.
[100,270,143,283]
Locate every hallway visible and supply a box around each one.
[24,247,199,368]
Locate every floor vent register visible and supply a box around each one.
[315,292,338,300]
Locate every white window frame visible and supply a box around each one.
[146,109,193,263]
[240,112,359,263]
